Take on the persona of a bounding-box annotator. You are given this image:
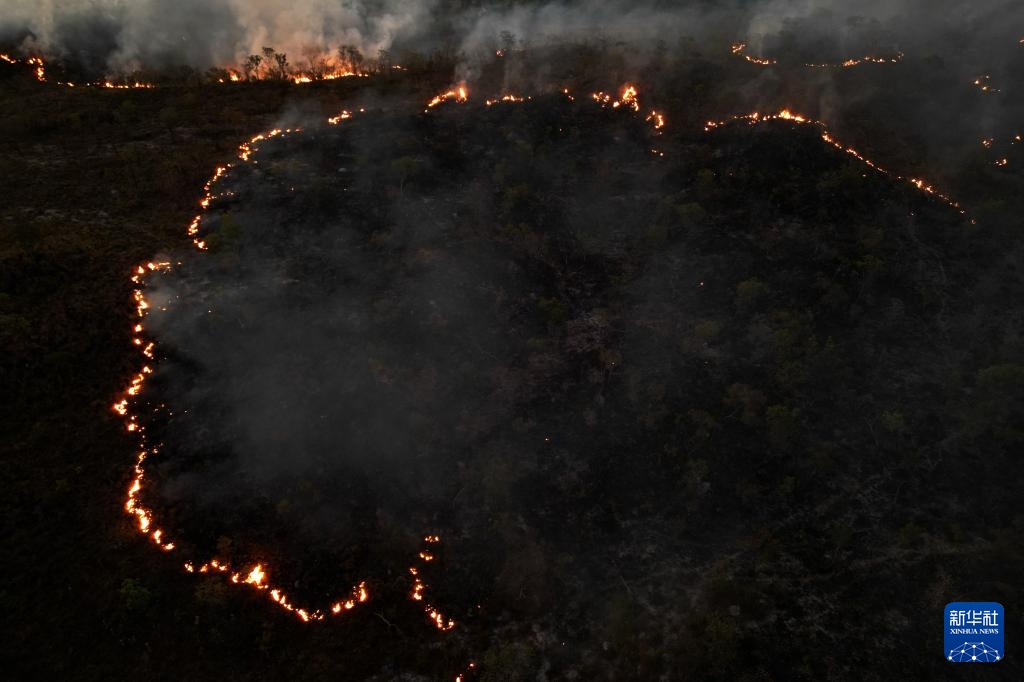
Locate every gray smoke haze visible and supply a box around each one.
[134,92,681,604]
[1,0,438,72]
[3,1,1022,77]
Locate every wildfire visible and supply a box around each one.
[730,43,777,66]
[730,42,903,68]
[705,109,968,218]
[981,134,1020,165]
[0,53,50,82]
[103,81,156,89]
[328,110,352,125]
[472,84,665,136]
[426,86,469,110]
[0,51,374,89]
[805,53,904,68]
[0,52,156,88]
[118,256,373,621]
[646,110,666,129]
[113,106,471,632]
[591,85,640,112]
[112,118,373,623]
[323,70,368,81]
[290,70,369,84]
[409,535,455,630]
[589,84,666,133]
[485,94,530,106]
[244,564,266,586]
[454,662,478,682]
[28,56,46,82]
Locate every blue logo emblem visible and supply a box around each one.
[945,602,1003,662]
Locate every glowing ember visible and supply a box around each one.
[805,53,904,68]
[485,94,530,106]
[731,42,903,68]
[730,42,777,65]
[454,662,478,682]
[408,535,455,630]
[322,71,366,80]
[118,256,370,620]
[426,86,469,110]
[646,110,666,129]
[244,564,266,586]
[973,75,1000,93]
[327,110,357,125]
[0,52,156,88]
[0,54,51,82]
[589,84,666,134]
[103,81,156,89]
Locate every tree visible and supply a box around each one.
[337,45,364,73]
[260,47,281,79]
[243,54,262,81]
[302,46,328,80]
[273,52,289,80]
[376,47,391,73]
[256,47,290,80]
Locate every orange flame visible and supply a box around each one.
[731,42,902,68]
[426,86,469,110]
[485,94,529,106]
[1,51,375,89]
[589,84,666,133]
[407,534,456,629]
[972,75,1000,93]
